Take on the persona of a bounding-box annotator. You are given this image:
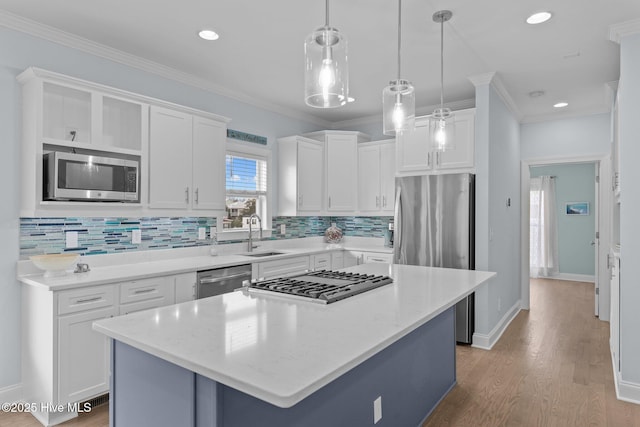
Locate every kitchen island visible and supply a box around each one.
[94,263,495,427]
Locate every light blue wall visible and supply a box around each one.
[473,82,521,338]
[530,164,596,276]
[0,27,325,390]
[618,32,640,386]
[521,113,610,160]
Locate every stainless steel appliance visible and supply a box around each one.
[246,270,393,304]
[43,151,139,202]
[196,264,252,299]
[393,173,475,344]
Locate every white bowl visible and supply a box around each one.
[30,253,80,277]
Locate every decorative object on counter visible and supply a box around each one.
[304,0,349,108]
[382,0,415,136]
[74,263,91,273]
[324,222,343,243]
[227,129,267,145]
[429,10,455,152]
[30,253,80,277]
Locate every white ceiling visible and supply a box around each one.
[1,0,638,126]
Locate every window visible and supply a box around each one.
[224,151,268,230]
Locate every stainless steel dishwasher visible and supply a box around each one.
[196,264,252,299]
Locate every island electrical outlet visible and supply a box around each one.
[373,396,382,423]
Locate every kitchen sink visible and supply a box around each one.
[243,251,285,257]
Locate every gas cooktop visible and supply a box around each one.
[245,270,393,304]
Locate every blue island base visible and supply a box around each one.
[110,307,455,427]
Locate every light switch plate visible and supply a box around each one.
[198,227,207,240]
[280,224,286,234]
[373,396,382,423]
[65,231,78,248]
[132,229,142,244]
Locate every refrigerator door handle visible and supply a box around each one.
[394,185,403,258]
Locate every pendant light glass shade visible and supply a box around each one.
[383,80,415,135]
[304,1,348,108]
[430,10,454,151]
[382,0,414,136]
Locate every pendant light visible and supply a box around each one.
[304,0,349,108]
[430,10,455,152]
[382,0,415,136]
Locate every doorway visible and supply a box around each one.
[520,155,611,321]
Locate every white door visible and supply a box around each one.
[149,106,192,208]
[326,135,358,211]
[192,116,226,210]
[358,145,381,212]
[297,139,323,212]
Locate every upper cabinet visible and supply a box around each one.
[18,67,229,217]
[396,108,475,175]
[304,131,370,214]
[358,140,395,214]
[277,136,324,216]
[148,107,227,212]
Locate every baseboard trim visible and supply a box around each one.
[539,273,596,283]
[610,347,640,405]
[0,383,23,403]
[472,299,521,350]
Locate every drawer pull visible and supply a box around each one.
[76,296,102,304]
[133,288,157,295]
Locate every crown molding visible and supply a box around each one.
[520,106,610,124]
[609,19,640,44]
[468,72,523,122]
[0,9,330,128]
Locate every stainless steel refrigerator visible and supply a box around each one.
[393,173,475,344]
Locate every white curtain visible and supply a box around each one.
[530,176,559,277]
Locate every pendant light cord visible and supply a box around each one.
[325,0,330,26]
[439,16,444,110]
[397,0,402,80]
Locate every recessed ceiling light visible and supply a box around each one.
[526,12,552,25]
[198,30,219,41]
[554,102,568,108]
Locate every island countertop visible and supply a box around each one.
[93,263,495,408]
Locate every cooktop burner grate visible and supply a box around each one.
[246,270,393,304]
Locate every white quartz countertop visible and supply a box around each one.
[93,263,495,408]
[17,242,393,291]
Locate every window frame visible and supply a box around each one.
[217,140,272,242]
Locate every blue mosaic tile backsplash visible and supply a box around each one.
[19,216,393,259]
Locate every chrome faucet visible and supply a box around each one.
[247,213,263,252]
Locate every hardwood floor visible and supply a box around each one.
[2,279,639,426]
[423,278,640,427]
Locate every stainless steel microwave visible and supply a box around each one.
[43,151,139,202]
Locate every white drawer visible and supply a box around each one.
[120,298,168,316]
[312,253,331,270]
[364,253,393,263]
[58,285,116,315]
[256,256,310,280]
[120,277,172,304]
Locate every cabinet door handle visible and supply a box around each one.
[299,194,303,207]
[328,196,332,208]
[376,196,380,207]
[437,152,441,166]
[382,196,386,207]
[428,152,432,167]
[133,288,157,295]
[76,296,102,304]
[195,188,199,204]
[185,187,190,203]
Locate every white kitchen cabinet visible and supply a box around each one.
[331,251,345,269]
[17,67,149,217]
[304,131,370,214]
[149,106,227,212]
[278,136,324,215]
[253,256,311,280]
[358,140,396,213]
[311,252,331,271]
[118,276,174,315]
[396,108,475,175]
[344,251,393,267]
[175,272,197,303]
[57,285,117,407]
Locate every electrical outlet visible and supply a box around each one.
[280,224,286,234]
[198,227,207,240]
[65,231,78,248]
[373,396,382,424]
[132,229,142,244]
